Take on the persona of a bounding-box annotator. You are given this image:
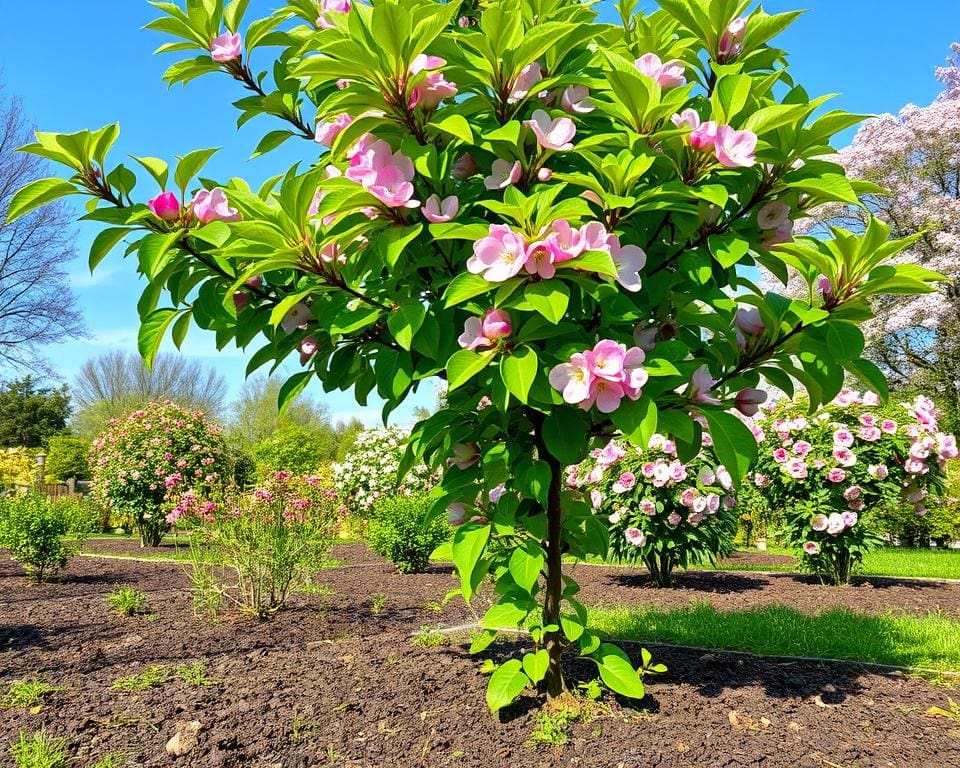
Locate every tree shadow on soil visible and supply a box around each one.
[609,571,769,594]
[0,623,48,653]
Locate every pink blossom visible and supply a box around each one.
[590,489,603,509]
[561,85,594,114]
[833,428,855,448]
[868,464,889,479]
[826,513,846,535]
[705,493,720,514]
[467,224,527,282]
[671,109,701,130]
[833,448,857,467]
[804,541,820,555]
[859,426,882,442]
[537,167,553,181]
[281,303,311,333]
[634,53,686,87]
[585,339,627,382]
[667,512,682,526]
[583,379,627,414]
[148,191,180,221]
[717,17,746,62]
[317,0,350,28]
[772,448,789,463]
[606,235,646,292]
[811,514,829,532]
[905,458,928,475]
[315,113,353,147]
[938,434,959,459]
[190,188,241,223]
[679,488,698,507]
[833,387,860,407]
[210,32,242,62]
[624,527,646,547]
[793,440,812,457]
[612,472,636,493]
[881,419,898,433]
[698,467,716,486]
[862,391,881,406]
[593,442,626,467]
[639,499,657,516]
[717,467,733,491]
[450,442,479,470]
[523,238,563,278]
[687,511,704,526]
[346,139,419,208]
[422,194,459,223]
[527,109,576,151]
[687,365,720,405]
[458,308,512,350]
[842,511,859,527]
[843,485,862,501]
[713,125,757,168]
[735,388,767,417]
[447,503,467,525]
[608,511,621,524]
[826,468,846,483]
[300,337,318,365]
[507,62,543,103]
[484,159,522,191]
[451,153,478,181]
[785,458,807,479]
[549,352,592,405]
[408,56,458,109]
[757,201,791,230]
[489,484,507,503]
[689,120,720,150]
[734,307,765,340]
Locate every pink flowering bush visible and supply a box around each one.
[11,0,944,712]
[573,435,739,586]
[89,401,229,546]
[177,471,342,619]
[751,389,958,583]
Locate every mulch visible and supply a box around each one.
[1,541,958,767]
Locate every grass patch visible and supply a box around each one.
[9,730,68,768]
[106,586,149,616]
[2,680,63,711]
[176,662,220,687]
[590,601,960,672]
[111,665,168,692]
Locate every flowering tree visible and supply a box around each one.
[572,435,739,586]
[784,44,960,407]
[89,400,229,546]
[751,389,958,583]
[7,0,943,710]
[332,425,435,512]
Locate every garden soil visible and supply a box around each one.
[2,541,959,767]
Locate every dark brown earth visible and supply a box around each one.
[2,542,959,767]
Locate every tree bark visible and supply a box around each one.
[539,433,568,700]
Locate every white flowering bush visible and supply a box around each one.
[751,389,959,583]
[574,434,739,586]
[333,426,435,514]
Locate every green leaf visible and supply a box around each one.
[443,272,495,307]
[481,595,532,630]
[844,357,889,401]
[429,113,474,144]
[522,650,549,684]
[251,130,295,159]
[470,629,498,654]
[452,521,490,602]
[708,234,749,269]
[611,396,658,446]
[88,227,131,271]
[376,223,422,269]
[542,408,587,465]
[131,156,169,189]
[6,178,79,224]
[700,409,758,488]
[508,542,543,593]
[446,349,495,391]
[486,659,527,714]
[174,147,219,192]
[278,371,312,416]
[524,282,569,324]
[593,643,645,699]
[558,249,618,277]
[387,300,426,351]
[137,308,178,369]
[500,346,538,404]
[171,310,191,349]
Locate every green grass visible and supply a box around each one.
[111,665,168,692]
[590,602,960,672]
[430,542,960,580]
[9,730,68,768]
[2,680,63,710]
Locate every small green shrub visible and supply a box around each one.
[106,587,149,617]
[9,730,68,768]
[89,753,125,768]
[367,494,449,574]
[2,680,63,710]
[412,625,447,647]
[176,661,220,687]
[50,495,107,537]
[0,494,85,582]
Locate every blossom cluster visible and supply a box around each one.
[467,219,645,289]
[147,187,240,225]
[332,426,436,513]
[549,340,649,413]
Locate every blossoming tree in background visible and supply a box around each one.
[573,434,739,586]
[89,400,229,546]
[781,44,960,422]
[7,0,943,710]
[751,389,958,583]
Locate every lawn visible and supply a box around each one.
[591,602,960,673]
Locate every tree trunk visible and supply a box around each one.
[540,443,567,700]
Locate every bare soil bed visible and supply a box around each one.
[2,542,959,767]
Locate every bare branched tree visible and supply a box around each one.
[71,350,228,437]
[0,89,85,372]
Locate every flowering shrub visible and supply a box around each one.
[0,448,36,489]
[89,401,229,546]
[0,494,87,582]
[367,493,450,573]
[14,0,944,711]
[574,436,739,586]
[752,390,958,583]
[332,426,435,514]
[176,471,341,618]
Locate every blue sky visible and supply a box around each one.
[1,0,957,424]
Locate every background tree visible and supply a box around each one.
[0,376,69,447]
[44,435,91,482]
[786,44,960,413]
[71,350,228,437]
[0,88,85,373]
[228,375,334,447]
